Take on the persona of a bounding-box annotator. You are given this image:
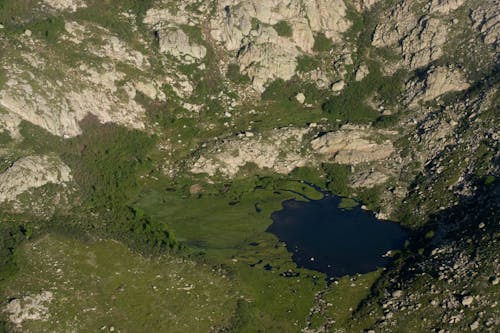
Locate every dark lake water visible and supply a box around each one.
[267,192,408,278]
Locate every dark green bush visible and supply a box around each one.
[322,163,351,196]
[322,64,407,123]
[274,21,293,37]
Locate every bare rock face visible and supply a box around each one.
[304,0,350,42]
[144,1,208,64]
[351,170,389,188]
[355,64,369,81]
[372,0,465,70]
[42,0,87,12]
[4,291,53,328]
[209,0,351,91]
[311,126,395,164]
[471,0,500,51]
[0,52,146,138]
[402,17,447,69]
[352,0,380,12]
[407,66,470,105]
[0,110,21,139]
[158,28,207,62]
[372,1,417,49]
[191,127,310,177]
[430,0,465,14]
[0,155,72,203]
[88,35,150,69]
[237,27,300,91]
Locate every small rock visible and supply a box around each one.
[355,64,369,81]
[189,184,203,195]
[245,131,254,137]
[470,320,480,331]
[295,92,306,104]
[331,80,345,92]
[478,222,485,229]
[489,276,498,285]
[462,295,474,306]
[392,290,404,298]
[24,29,32,37]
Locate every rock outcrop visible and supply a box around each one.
[430,0,465,14]
[158,28,207,62]
[311,126,395,164]
[0,53,146,138]
[407,66,470,105]
[209,0,351,91]
[471,0,500,51]
[4,291,53,328]
[0,155,72,203]
[352,0,380,12]
[351,170,389,188]
[191,127,310,176]
[42,0,87,12]
[401,17,447,69]
[143,1,208,64]
[372,0,466,69]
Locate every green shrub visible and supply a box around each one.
[251,17,260,30]
[372,114,400,128]
[128,207,178,252]
[274,21,293,37]
[62,118,154,210]
[0,224,30,281]
[357,186,383,211]
[483,175,496,186]
[322,163,351,196]
[322,64,407,124]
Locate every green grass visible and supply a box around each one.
[226,63,251,84]
[0,131,12,145]
[338,197,358,209]
[134,178,327,331]
[321,270,382,330]
[1,234,237,332]
[313,33,333,52]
